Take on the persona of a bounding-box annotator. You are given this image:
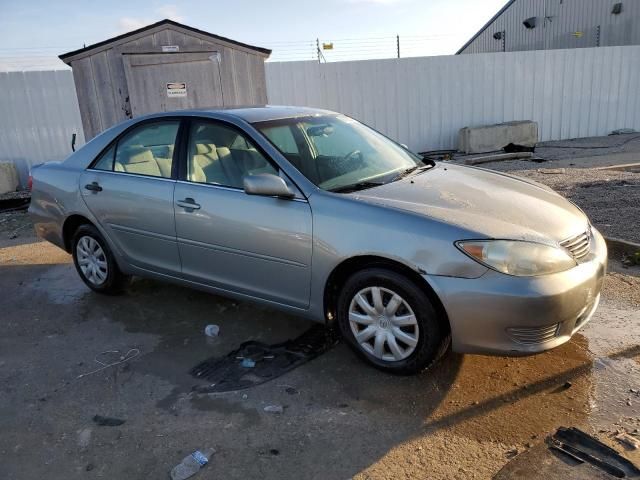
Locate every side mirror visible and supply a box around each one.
[243,173,296,199]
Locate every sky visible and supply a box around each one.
[0,0,507,70]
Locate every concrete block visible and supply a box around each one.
[458,121,538,154]
[0,162,20,194]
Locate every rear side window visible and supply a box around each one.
[91,121,180,178]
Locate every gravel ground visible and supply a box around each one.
[0,209,33,240]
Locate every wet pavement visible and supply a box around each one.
[0,234,638,479]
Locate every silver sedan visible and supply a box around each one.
[29,106,607,374]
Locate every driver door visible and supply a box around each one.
[174,119,313,308]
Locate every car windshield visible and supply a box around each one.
[254,115,425,192]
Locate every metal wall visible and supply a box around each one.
[266,45,640,152]
[459,0,640,54]
[0,70,84,185]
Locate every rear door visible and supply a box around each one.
[173,119,313,308]
[80,119,182,275]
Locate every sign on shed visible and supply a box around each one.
[167,82,187,98]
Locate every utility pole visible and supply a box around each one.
[397,34,400,58]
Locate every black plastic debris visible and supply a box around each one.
[548,427,640,478]
[190,325,339,393]
[495,427,640,479]
[92,415,125,427]
[503,143,536,153]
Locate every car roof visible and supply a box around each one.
[145,105,339,123]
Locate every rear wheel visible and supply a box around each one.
[72,224,128,294]
[337,268,449,375]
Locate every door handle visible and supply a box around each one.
[176,198,201,210]
[84,182,102,192]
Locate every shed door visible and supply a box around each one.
[123,52,224,117]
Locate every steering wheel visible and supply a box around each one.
[342,149,363,163]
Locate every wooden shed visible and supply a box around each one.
[59,19,271,140]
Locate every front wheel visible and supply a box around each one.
[337,268,450,375]
[72,224,128,294]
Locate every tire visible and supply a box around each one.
[71,224,128,294]
[337,268,450,375]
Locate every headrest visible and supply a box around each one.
[123,148,154,164]
[195,143,216,155]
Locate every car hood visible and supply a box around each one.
[351,164,588,244]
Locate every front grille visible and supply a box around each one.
[560,229,591,261]
[507,323,560,345]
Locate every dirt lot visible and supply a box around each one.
[1,158,639,479]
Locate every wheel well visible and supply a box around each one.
[323,255,449,329]
[62,215,93,252]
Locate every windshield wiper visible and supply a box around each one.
[391,163,434,182]
[329,181,385,193]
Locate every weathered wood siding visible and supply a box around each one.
[66,25,268,139]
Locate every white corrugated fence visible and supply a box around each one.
[0,70,84,185]
[2,45,640,186]
[266,45,640,152]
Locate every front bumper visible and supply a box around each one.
[426,228,608,355]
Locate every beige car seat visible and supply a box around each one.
[115,148,162,177]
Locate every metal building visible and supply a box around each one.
[457,0,640,54]
[60,19,270,140]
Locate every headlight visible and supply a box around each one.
[456,240,576,276]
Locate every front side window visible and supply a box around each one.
[187,121,277,189]
[256,115,424,192]
[92,120,179,178]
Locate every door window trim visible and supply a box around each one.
[87,117,185,181]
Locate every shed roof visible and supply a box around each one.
[455,0,517,54]
[59,19,271,63]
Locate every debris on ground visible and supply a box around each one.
[623,252,640,266]
[537,168,566,175]
[77,349,140,379]
[263,405,284,414]
[240,358,256,368]
[204,324,220,337]
[616,432,640,450]
[170,448,215,480]
[190,325,338,393]
[547,427,640,477]
[92,415,125,427]
[611,128,637,135]
[505,448,519,458]
[0,190,30,212]
[497,427,640,479]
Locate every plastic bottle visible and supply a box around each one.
[170,448,215,480]
[204,324,220,337]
